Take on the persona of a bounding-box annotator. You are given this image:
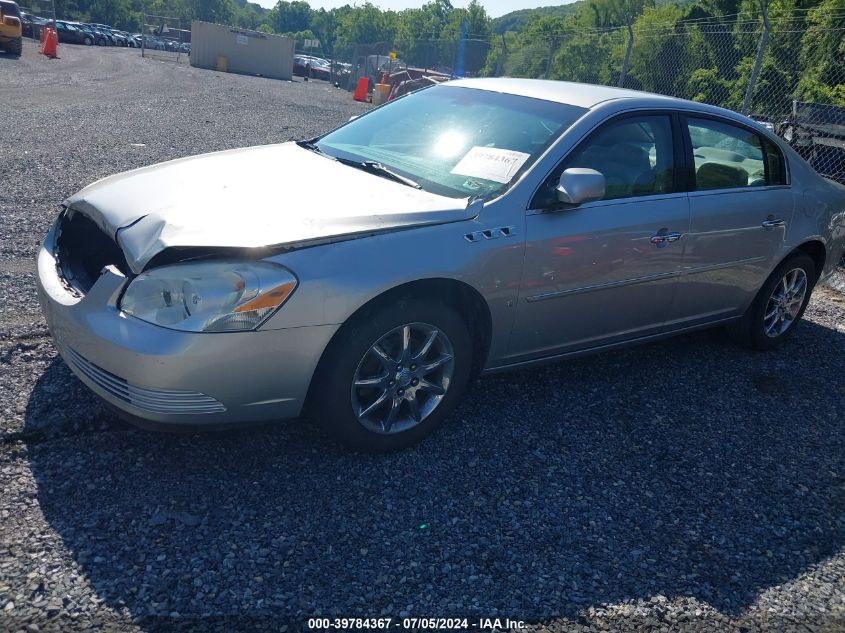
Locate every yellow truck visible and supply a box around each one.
[0,0,22,56]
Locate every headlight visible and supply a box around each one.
[120,260,297,332]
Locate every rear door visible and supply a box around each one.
[667,115,794,327]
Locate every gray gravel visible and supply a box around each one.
[2,41,845,633]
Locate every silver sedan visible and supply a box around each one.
[37,79,845,451]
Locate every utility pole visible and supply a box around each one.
[494,32,507,76]
[141,0,146,58]
[618,23,633,88]
[741,0,770,115]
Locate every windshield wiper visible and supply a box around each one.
[297,141,422,190]
[333,156,422,190]
[295,138,323,152]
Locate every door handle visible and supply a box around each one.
[762,218,785,229]
[651,232,684,246]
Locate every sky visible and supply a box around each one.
[252,0,575,19]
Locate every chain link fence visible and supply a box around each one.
[140,14,190,64]
[484,5,845,184]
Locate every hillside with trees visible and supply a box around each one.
[492,3,582,34]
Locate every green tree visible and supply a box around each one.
[268,0,311,34]
[335,3,398,53]
[237,4,262,30]
[441,0,492,74]
[189,0,238,24]
[310,8,338,55]
[797,0,845,104]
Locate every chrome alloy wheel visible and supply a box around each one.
[764,267,808,338]
[351,322,455,434]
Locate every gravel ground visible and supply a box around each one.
[2,40,845,633]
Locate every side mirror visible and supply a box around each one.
[556,168,606,205]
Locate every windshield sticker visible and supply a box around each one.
[450,147,531,184]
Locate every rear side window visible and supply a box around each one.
[687,118,767,190]
[763,138,787,185]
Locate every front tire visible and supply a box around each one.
[310,297,473,452]
[8,37,22,55]
[730,252,816,350]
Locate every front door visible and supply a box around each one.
[507,113,691,362]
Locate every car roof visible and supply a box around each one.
[445,77,767,130]
[448,77,680,109]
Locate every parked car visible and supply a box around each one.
[294,55,331,80]
[0,0,22,55]
[108,29,127,46]
[73,24,94,45]
[54,20,93,46]
[18,8,31,37]
[141,34,164,50]
[36,79,845,451]
[93,25,116,45]
[93,27,112,46]
[293,55,308,76]
[84,23,117,45]
[74,23,103,46]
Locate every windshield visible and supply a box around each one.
[316,85,586,199]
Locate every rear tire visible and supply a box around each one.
[309,297,473,452]
[84,36,93,46]
[729,252,816,350]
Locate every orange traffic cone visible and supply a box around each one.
[352,76,369,102]
[42,27,58,58]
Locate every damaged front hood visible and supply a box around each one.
[65,143,474,273]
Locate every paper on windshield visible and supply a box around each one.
[450,147,531,184]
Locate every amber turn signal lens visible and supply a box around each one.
[234,281,297,313]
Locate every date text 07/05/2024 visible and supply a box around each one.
[306,617,528,630]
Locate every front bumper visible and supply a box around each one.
[36,222,339,426]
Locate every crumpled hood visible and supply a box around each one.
[65,143,474,273]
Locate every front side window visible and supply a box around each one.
[532,114,675,207]
[316,86,586,199]
[687,118,768,190]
